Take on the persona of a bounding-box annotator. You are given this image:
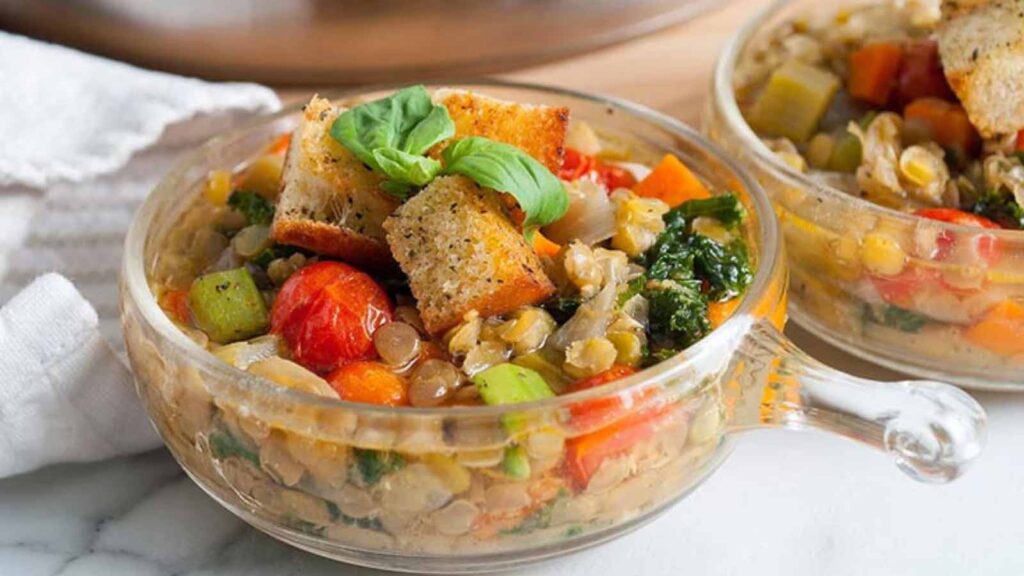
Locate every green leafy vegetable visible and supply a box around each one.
[352,448,405,486]
[664,194,747,230]
[645,278,711,350]
[543,296,582,324]
[228,190,275,226]
[326,502,385,531]
[442,136,569,237]
[874,305,928,333]
[617,276,647,307]
[249,244,306,269]
[972,188,1024,230]
[209,430,259,466]
[689,236,754,302]
[330,85,454,196]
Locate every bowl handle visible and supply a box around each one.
[722,321,986,483]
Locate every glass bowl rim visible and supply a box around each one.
[711,0,1024,240]
[121,79,781,417]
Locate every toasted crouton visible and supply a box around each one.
[383,175,555,335]
[271,96,399,270]
[937,0,1024,136]
[432,89,568,172]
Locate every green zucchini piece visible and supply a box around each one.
[748,60,840,143]
[188,267,269,344]
[472,363,555,405]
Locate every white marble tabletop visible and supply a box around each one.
[3,325,1021,576]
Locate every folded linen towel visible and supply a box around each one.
[0,31,280,478]
[0,274,161,478]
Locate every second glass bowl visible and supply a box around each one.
[706,0,1024,389]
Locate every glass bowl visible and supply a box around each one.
[121,82,985,573]
[705,0,1024,390]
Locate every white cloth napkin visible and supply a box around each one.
[0,31,281,478]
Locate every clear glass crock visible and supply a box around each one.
[121,82,986,573]
[705,0,1024,390]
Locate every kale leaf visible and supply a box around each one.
[543,296,583,324]
[645,278,711,349]
[352,448,405,486]
[875,305,928,333]
[228,190,275,226]
[663,193,747,231]
[689,236,754,302]
[972,188,1024,230]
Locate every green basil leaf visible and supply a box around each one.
[442,137,569,236]
[372,148,443,187]
[329,85,453,176]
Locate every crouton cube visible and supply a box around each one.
[937,0,1024,137]
[271,96,399,270]
[383,175,555,334]
[432,89,569,172]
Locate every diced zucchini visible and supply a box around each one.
[472,363,555,405]
[188,267,269,344]
[749,60,840,142]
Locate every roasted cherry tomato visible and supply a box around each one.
[915,208,1001,264]
[1016,129,1024,152]
[894,40,955,107]
[270,261,393,374]
[559,147,637,191]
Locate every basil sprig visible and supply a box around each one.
[330,85,569,234]
[443,137,568,237]
[330,85,454,198]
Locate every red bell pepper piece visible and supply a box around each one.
[915,208,1001,264]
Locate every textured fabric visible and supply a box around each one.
[0,32,280,477]
[0,274,160,477]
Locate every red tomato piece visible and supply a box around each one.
[915,208,1001,264]
[559,148,594,181]
[1016,129,1024,151]
[870,266,940,308]
[271,261,393,374]
[568,366,643,432]
[894,40,955,107]
[559,147,637,191]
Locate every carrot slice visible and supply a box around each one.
[848,42,903,107]
[904,98,980,155]
[964,300,1024,356]
[531,230,562,257]
[708,298,742,328]
[266,132,292,155]
[633,154,711,207]
[327,361,409,406]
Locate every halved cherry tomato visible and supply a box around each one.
[894,40,955,108]
[915,208,1001,264]
[559,147,637,190]
[271,261,393,374]
[1016,129,1024,151]
[328,361,408,406]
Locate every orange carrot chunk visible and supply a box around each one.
[328,361,409,406]
[848,42,904,107]
[633,154,711,207]
[904,98,980,156]
[531,230,562,257]
[965,300,1024,357]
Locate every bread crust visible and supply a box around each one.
[937,0,1024,136]
[384,175,555,335]
[432,89,568,172]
